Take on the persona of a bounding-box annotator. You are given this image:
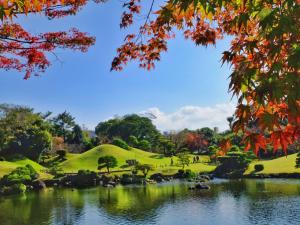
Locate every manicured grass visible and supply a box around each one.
[60,144,216,174]
[245,153,300,175]
[0,158,52,179]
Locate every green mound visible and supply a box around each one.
[245,153,300,175]
[0,157,51,179]
[60,144,215,174]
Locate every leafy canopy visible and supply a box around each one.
[111,0,300,155]
[98,155,118,173]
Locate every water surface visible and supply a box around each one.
[0,179,300,225]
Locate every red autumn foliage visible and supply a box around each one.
[111,0,300,155]
[0,0,104,79]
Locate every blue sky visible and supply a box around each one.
[0,1,235,131]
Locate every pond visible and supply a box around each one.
[0,179,300,225]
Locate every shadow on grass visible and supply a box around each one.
[149,155,165,159]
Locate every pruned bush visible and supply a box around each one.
[78,170,96,176]
[254,164,264,172]
[174,169,196,179]
[214,152,251,178]
[112,138,130,150]
[0,165,38,185]
[185,169,196,179]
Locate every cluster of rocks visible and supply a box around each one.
[188,174,213,190]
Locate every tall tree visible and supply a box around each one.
[0,104,52,160]
[185,131,208,154]
[95,114,161,149]
[51,111,76,142]
[72,124,84,144]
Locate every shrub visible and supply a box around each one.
[297,152,300,157]
[1,165,38,185]
[56,149,67,159]
[214,152,251,178]
[78,170,96,176]
[178,169,185,175]
[138,140,151,151]
[62,170,98,188]
[175,169,196,179]
[254,164,264,172]
[0,156,5,161]
[112,138,130,150]
[229,145,240,152]
[0,183,27,195]
[49,165,64,178]
[185,169,196,179]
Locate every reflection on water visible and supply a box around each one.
[0,179,300,225]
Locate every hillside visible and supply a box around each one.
[245,153,300,175]
[60,144,216,174]
[0,157,51,179]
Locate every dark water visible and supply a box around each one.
[0,179,300,225]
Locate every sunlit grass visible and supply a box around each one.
[0,158,52,179]
[245,153,300,175]
[59,144,216,175]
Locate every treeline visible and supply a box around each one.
[0,104,297,163]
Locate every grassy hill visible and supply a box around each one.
[0,157,52,179]
[60,144,216,175]
[245,153,300,175]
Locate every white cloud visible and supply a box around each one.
[141,103,236,132]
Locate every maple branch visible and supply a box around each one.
[135,0,155,44]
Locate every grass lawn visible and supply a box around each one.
[0,157,52,179]
[245,153,300,175]
[59,144,216,175]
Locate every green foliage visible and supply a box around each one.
[0,164,38,185]
[176,169,196,179]
[177,152,190,169]
[50,111,75,142]
[0,104,52,160]
[254,164,264,172]
[77,169,96,176]
[215,152,251,178]
[184,169,196,179]
[98,155,118,173]
[48,165,64,178]
[0,156,5,161]
[95,114,160,149]
[128,135,139,147]
[112,138,130,150]
[71,125,83,144]
[229,145,241,152]
[135,164,154,177]
[138,140,151,151]
[159,137,175,156]
[0,183,27,195]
